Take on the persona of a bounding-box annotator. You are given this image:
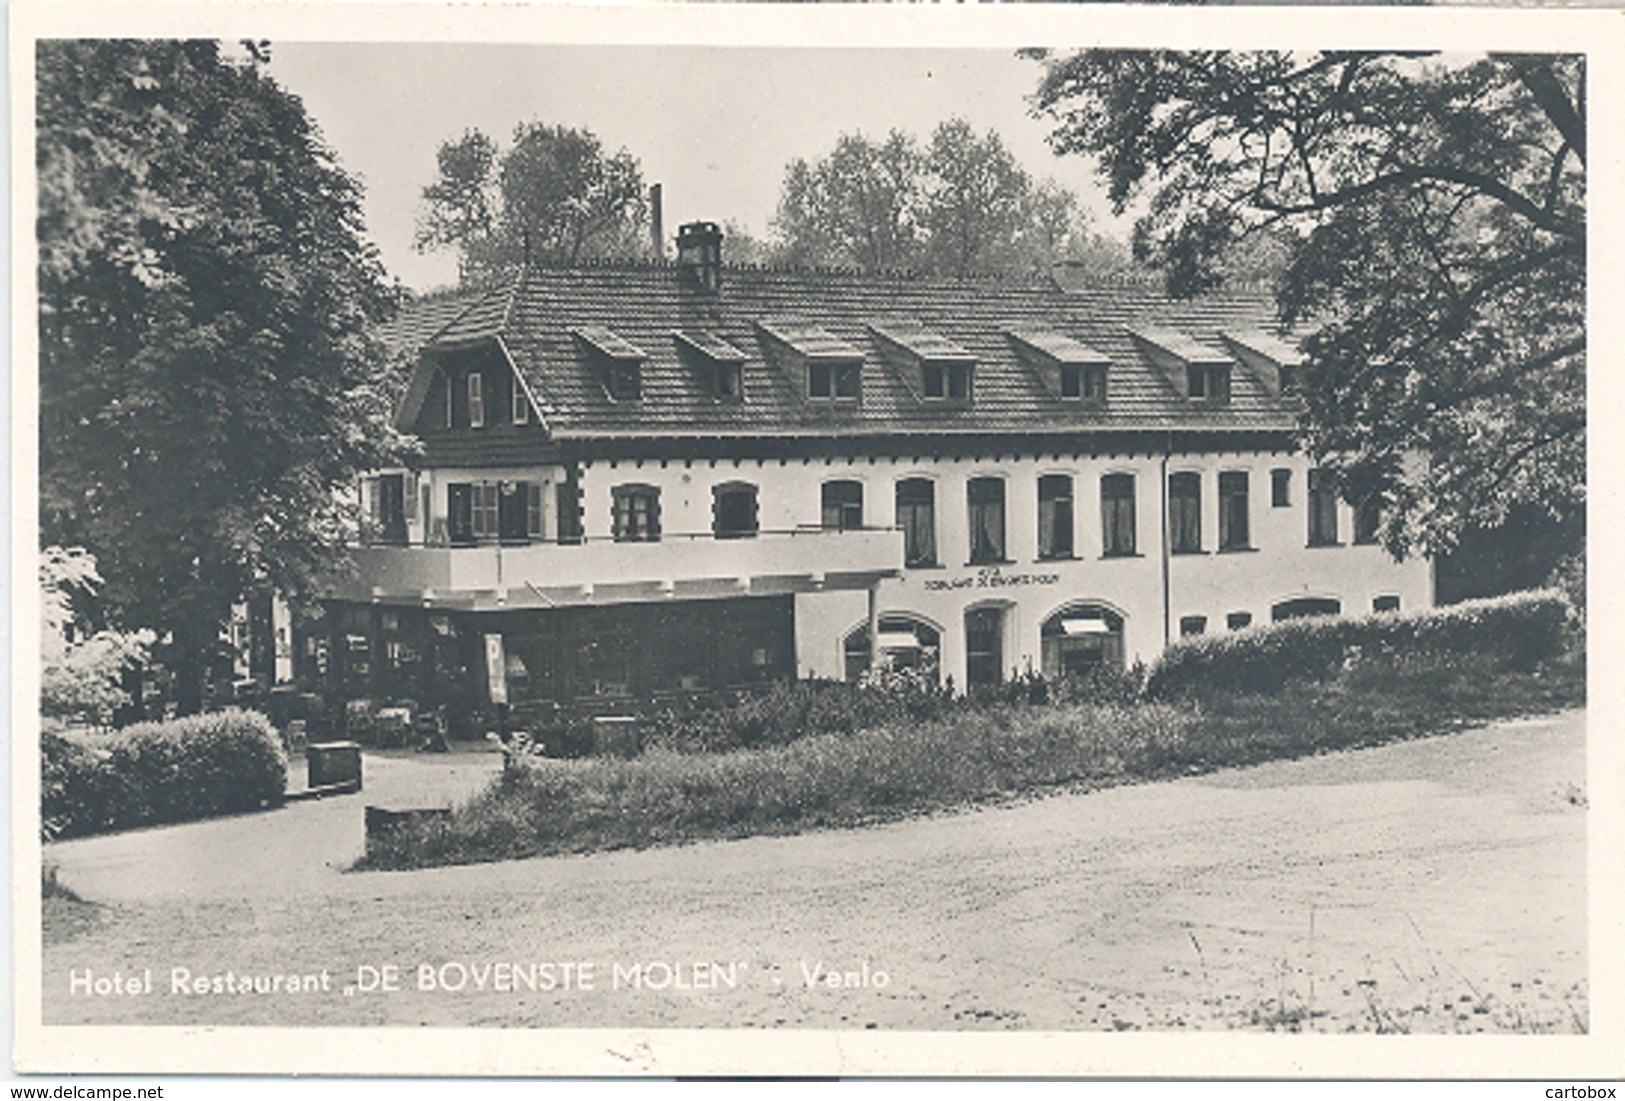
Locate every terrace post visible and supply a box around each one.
[867,579,883,674]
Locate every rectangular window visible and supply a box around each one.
[716,363,743,401]
[967,477,1006,564]
[613,485,661,542]
[467,373,485,428]
[713,484,759,540]
[526,483,544,538]
[1101,474,1136,557]
[512,376,529,424]
[447,483,473,546]
[1219,471,1250,551]
[444,373,454,429]
[1227,611,1253,630]
[471,482,499,540]
[1271,468,1291,507]
[556,482,582,544]
[1060,365,1082,399]
[1373,595,1401,614]
[1037,474,1074,560]
[1308,468,1340,546]
[1169,472,1202,554]
[896,479,937,567]
[606,364,641,402]
[1188,365,1230,403]
[821,481,863,532]
[1179,615,1207,637]
[809,361,859,400]
[1354,498,1382,545]
[923,363,970,401]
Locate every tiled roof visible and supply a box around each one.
[1008,329,1110,365]
[871,321,975,364]
[406,262,1302,438]
[572,325,647,362]
[675,329,747,363]
[376,287,485,354]
[1129,326,1233,364]
[1221,329,1303,366]
[756,318,864,361]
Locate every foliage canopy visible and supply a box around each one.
[417,122,647,283]
[1029,51,1584,560]
[37,39,405,709]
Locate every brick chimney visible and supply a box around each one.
[676,221,723,293]
[649,183,664,261]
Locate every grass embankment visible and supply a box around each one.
[358,643,1583,871]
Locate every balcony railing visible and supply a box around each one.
[334,526,905,607]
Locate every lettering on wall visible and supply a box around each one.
[920,567,1062,593]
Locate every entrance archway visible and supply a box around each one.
[843,614,942,682]
[1040,602,1126,679]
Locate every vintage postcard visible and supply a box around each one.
[11,0,1623,1080]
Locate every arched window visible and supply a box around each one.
[1040,603,1125,679]
[843,615,942,682]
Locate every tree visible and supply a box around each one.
[38,39,407,712]
[414,130,497,283]
[1029,51,1584,567]
[773,130,923,270]
[417,122,647,283]
[40,547,155,729]
[771,119,1104,277]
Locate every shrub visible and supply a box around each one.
[1144,588,1573,700]
[41,708,287,838]
[643,674,960,755]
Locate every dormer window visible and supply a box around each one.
[922,361,972,401]
[809,361,860,400]
[1130,328,1233,407]
[574,325,646,404]
[1187,364,1230,404]
[1218,331,1302,398]
[871,322,975,406]
[675,330,747,403]
[1061,363,1108,402]
[1008,330,1109,405]
[757,320,863,406]
[467,372,485,428]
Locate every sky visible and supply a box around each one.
[265,43,1129,293]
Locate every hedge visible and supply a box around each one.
[1144,588,1573,700]
[42,708,288,839]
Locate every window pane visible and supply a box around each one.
[1101,474,1136,556]
[821,481,863,531]
[1038,475,1073,559]
[1219,471,1249,550]
[1308,469,1339,545]
[809,363,831,398]
[896,479,936,567]
[923,364,944,398]
[1272,468,1291,507]
[1169,472,1201,554]
[967,478,1005,563]
[714,485,758,539]
[1060,365,1081,399]
[835,363,860,398]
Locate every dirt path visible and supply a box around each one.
[41,710,1587,1032]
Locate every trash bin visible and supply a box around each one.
[306,741,362,792]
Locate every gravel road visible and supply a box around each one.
[41,710,1587,1034]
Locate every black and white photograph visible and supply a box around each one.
[10,0,1620,1081]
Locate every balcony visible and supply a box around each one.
[328,527,905,610]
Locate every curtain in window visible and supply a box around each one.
[1169,473,1201,554]
[1101,474,1136,556]
[967,479,1005,563]
[896,480,936,566]
[1038,475,1073,559]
